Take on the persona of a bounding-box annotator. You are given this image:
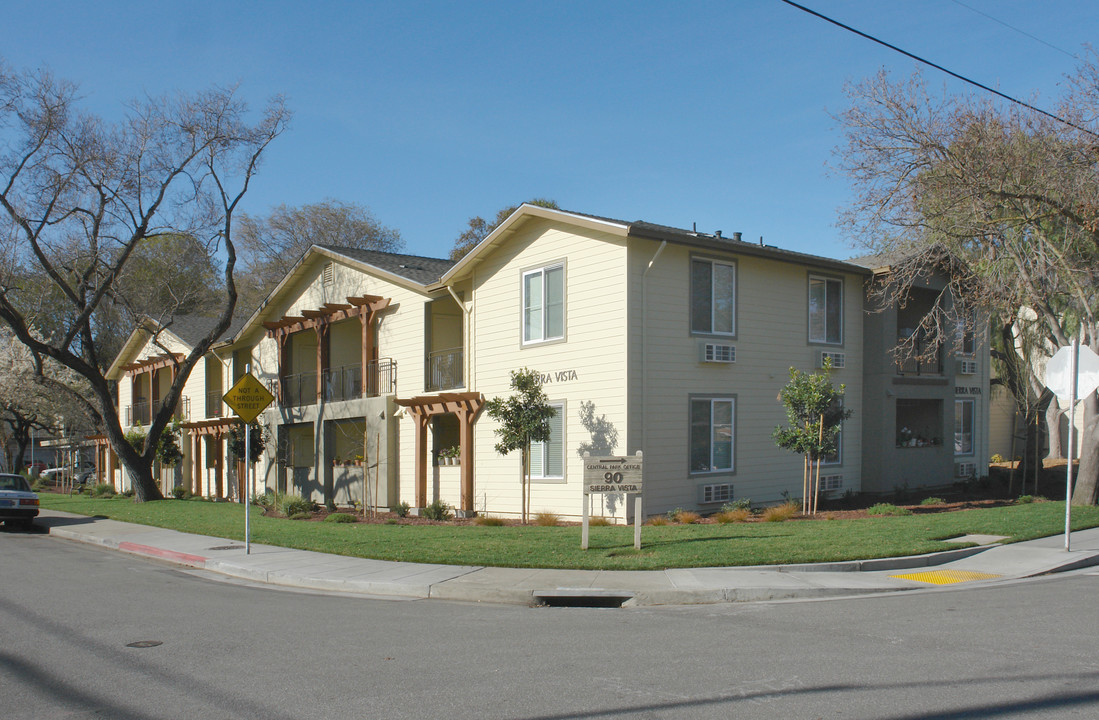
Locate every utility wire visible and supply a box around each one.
[951,0,1077,60]
[780,0,1099,140]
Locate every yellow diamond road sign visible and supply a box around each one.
[223,373,274,423]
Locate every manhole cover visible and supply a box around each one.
[207,545,244,551]
[126,640,163,648]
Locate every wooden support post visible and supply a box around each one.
[414,412,428,509]
[458,407,475,514]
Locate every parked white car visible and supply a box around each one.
[41,461,94,481]
[0,474,39,528]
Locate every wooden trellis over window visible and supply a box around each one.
[120,352,184,376]
[394,392,485,514]
[263,295,391,404]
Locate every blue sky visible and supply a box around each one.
[6,1,1095,261]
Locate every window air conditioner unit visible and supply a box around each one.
[819,475,843,492]
[820,351,845,369]
[701,343,736,364]
[955,462,976,478]
[699,483,734,504]
[958,359,978,375]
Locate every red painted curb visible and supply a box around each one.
[118,541,207,567]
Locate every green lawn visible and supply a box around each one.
[39,494,1099,571]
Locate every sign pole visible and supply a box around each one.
[245,418,252,554]
[1065,339,1078,552]
[222,370,274,558]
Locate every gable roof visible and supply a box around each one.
[315,245,454,285]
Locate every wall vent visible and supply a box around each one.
[958,359,978,375]
[699,483,734,504]
[701,343,736,364]
[819,474,843,492]
[955,462,976,478]
[820,351,845,369]
[322,262,335,286]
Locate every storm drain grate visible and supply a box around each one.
[890,570,1002,585]
[533,589,634,608]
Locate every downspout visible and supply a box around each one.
[445,285,473,390]
[641,241,667,465]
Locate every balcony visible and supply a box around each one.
[125,396,190,426]
[896,333,943,376]
[281,372,318,407]
[284,359,397,407]
[426,347,463,392]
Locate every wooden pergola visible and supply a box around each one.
[184,417,239,499]
[263,295,391,404]
[88,435,117,490]
[394,392,484,515]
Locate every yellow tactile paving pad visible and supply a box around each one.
[889,569,1002,585]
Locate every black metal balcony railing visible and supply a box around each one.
[323,364,361,402]
[126,396,190,426]
[426,348,463,392]
[282,372,318,407]
[896,336,943,376]
[206,389,224,418]
[367,358,397,397]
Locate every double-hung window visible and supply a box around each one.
[954,399,974,455]
[690,397,735,474]
[523,264,565,344]
[691,258,736,335]
[530,402,564,481]
[808,275,843,344]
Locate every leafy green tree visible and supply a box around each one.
[485,368,556,523]
[773,361,851,514]
[449,199,558,261]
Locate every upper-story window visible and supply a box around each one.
[808,275,843,345]
[691,258,736,336]
[955,316,976,355]
[522,264,565,344]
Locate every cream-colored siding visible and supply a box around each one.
[628,240,864,513]
[465,219,629,519]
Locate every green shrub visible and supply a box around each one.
[395,501,411,518]
[171,485,188,499]
[120,488,135,498]
[867,503,912,516]
[1016,495,1046,504]
[324,512,356,523]
[667,507,686,522]
[31,478,48,492]
[721,499,752,512]
[920,497,945,506]
[990,453,1005,463]
[288,512,312,520]
[422,499,452,521]
[385,518,401,525]
[92,483,116,498]
[280,494,315,517]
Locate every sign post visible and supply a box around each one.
[222,371,274,554]
[1044,341,1099,552]
[582,451,643,550]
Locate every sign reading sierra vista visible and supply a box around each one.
[583,453,643,494]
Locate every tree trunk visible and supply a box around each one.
[1071,392,1098,505]
[127,461,164,502]
[1045,395,1064,460]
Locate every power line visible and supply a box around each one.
[780,0,1098,140]
[951,0,1077,60]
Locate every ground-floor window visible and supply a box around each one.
[690,396,735,474]
[895,398,943,448]
[530,401,564,481]
[955,398,974,455]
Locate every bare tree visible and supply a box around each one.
[835,62,1099,503]
[0,60,289,501]
[449,198,558,261]
[235,199,401,309]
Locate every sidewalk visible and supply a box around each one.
[35,510,1099,607]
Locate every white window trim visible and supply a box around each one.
[808,274,844,346]
[689,396,736,476]
[521,263,566,346]
[690,257,737,337]
[530,401,565,483]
